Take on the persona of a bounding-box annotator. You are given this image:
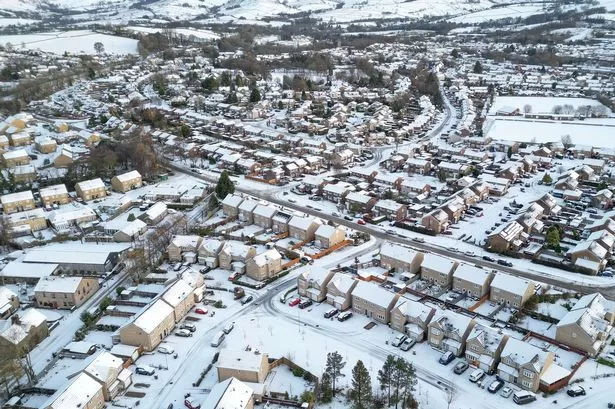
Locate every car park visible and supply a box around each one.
[439,351,455,365]
[487,379,504,393]
[175,329,193,337]
[453,361,469,374]
[136,367,155,376]
[567,385,586,397]
[399,338,416,351]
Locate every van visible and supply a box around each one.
[223,322,234,334]
[469,368,485,383]
[513,390,536,405]
[211,331,225,347]
[337,311,353,321]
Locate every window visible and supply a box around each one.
[522,370,534,379]
[430,337,439,345]
[521,380,532,389]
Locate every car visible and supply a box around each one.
[332,212,340,217]
[223,322,234,334]
[194,308,208,315]
[179,322,196,332]
[344,216,353,221]
[469,369,485,383]
[228,272,240,281]
[412,237,425,243]
[298,300,313,309]
[135,367,155,376]
[567,385,586,397]
[453,361,469,374]
[439,351,455,365]
[175,329,193,337]
[391,334,407,347]
[497,259,513,267]
[448,247,459,253]
[288,297,301,307]
[337,311,353,321]
[158,345,175,355]
[513,390,536,405]
[324,308,339,318]
[184,398,201,409]
[487,379,504,393]
[241,295,254,305]
[357,219,366,225]
[288,198,297,203]
[399,338,416,351]
[500,386,513,398]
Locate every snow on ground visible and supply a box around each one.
[550,27,593,42]
[126,26,220,40]
[484,117,615,148]
[447,3,546,23]
[488,96,612,116]
[0,18,40,26]
[0,30,139,54]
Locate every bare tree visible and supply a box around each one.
[562,104,574,114]
[94,42,105,55]
[523,104,532,114]
[444,384,457,409]
[561,134,573,148]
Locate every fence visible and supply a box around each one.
[307,239,352,260]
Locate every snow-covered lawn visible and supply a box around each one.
[0,30,138,54]
[488,96,611,116]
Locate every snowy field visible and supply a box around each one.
[488,96,612,116]
[484,118,615,148]
[0,30,138,54]
[127,26,220,40]
[0,18,40,27]
[448,3,546,23]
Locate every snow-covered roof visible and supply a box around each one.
[162,279,193,307]
[131,299,174,334]
[381,242,420,264]
[145,201,167,219]
[1,190,34,204]
[84,351,123,383]
[203,377,253,409]
[238,198,259,212]
[114,170,141,182]
[253,204,276,218]
[300,267,332,288]
[221,193,243,208]
[500,337,549,369]
[393,296,434,322]
[251,249,281,267]
[327,272,356,294]
[222,241,254,258]
[170,235,201,250]
[288,215,320,231]
[557,293,613,338]
[34,276,86,294]
[2,148,28,160]
[315,224,338,239]
[421,253,456,274]
[351,280,397,308]
[23,242,130,266]
[217,350,267,373]
[76,177,105,191]
[47,372,103,409]
[1,260,58,279]
[490,274,533,296]
[39,184,68,198]
[453,264,492,286]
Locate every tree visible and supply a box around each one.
[523,104,532,114]
[325,351,346,396]
[507,146,513,159]
[180,124,191,138]
[94,42,105,54]
[215,170,235,201]
[378,355,395,405]
[561,134,573,148]
[226,92,238,103]
[250,87,261,103]
[473,61,483,74]
[320,372,333,402]
[545,225,561,250]
[350,360,372,409]
[451,49,459,58]
[542,173,553,185]
[444,384,457,409]
[394,359,416,409]
[127,213,136,222]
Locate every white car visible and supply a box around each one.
[158,345,175,355]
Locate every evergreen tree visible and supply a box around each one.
[451,49,459,58]
[226,92,238,103]
[250,87,261,103]
[320,372,333,402]
[473,61,483,74]
[507,146,513,158]
[215,170,235,200]
[350,360,372,409]
[325,351,346,396]
[377,355,395,405]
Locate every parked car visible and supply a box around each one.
[469,369,485,383]
[567,385,586,397]
[298,300,313,309]
[439,351,455,365]
[223,322,234,334]
[175,329,193,337]
[399,338,416,351]
[487,379,504,393]
[136,367,155,376]
[512,390,536,405]
[194,308,208,315]
[412,237,425,243]
[337,311,353,321]
[228,272,240,281]
[344,216,353,221]
[500,386,513,398]
[483,256,495,262]
[391,334,407,347]
[324,308,339,318]
[358,219,366,225]
[158,345,175,355]
[184,399,201,409]
[241,295,253,305]
[453,361,469,374]
[210,331,225,347]
[288,297,302,307]
[497,259,513,267]
[179,322,196,332]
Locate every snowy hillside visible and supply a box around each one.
[1,0,613,24]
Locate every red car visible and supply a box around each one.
[228,272,240,281]
[194,308,208,315]
[288,298,301,307]
[357,219,366,225]
[185,398,201,409]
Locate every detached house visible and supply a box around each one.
[40,184,70,207]
[167,235,203,263]
[314,224,345,249]
[245,249,282,281]
[326,273,357,310]
[421,209,449,233]
[219,242,257,272]
[75,178,107,201]
[34,276,100,309]
[497,337,554,392]
[555,293,614,357]
[351,281,399,324]
[297,268,335,302]
[1,191,35,214]
[428,310,476,356]
[465,324,509,374]
[390,296,436,341]
[111,170,143,193]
